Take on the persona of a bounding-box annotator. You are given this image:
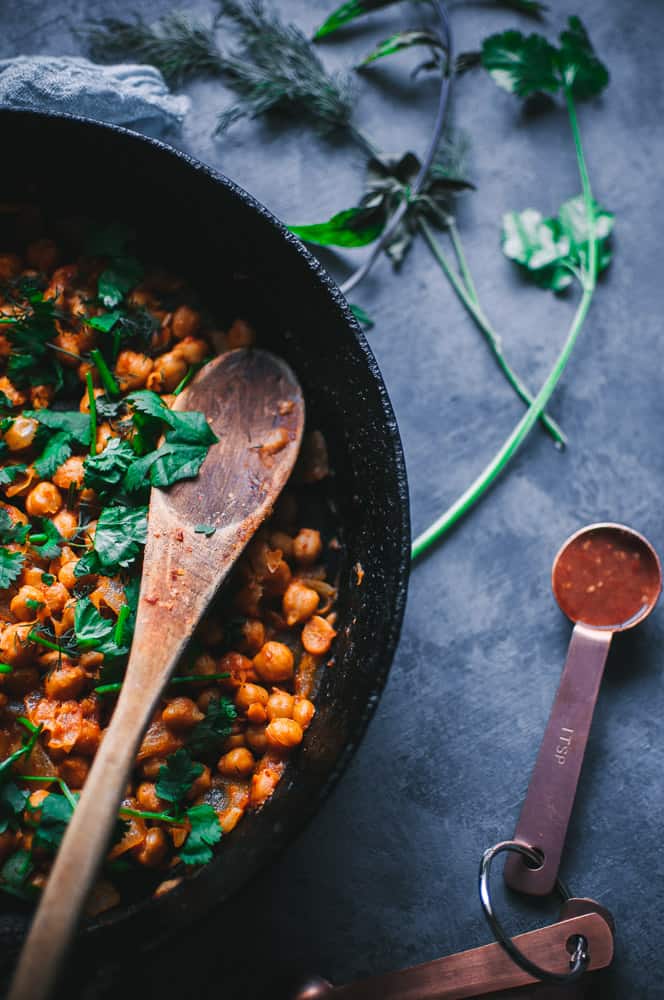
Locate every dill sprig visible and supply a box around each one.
[84,13,225,87]
[215,0,355,136]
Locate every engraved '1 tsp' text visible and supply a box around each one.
[554,728,574,765]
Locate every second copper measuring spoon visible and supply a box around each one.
[505,522,661,895]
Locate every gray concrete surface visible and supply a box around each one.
[1,0,663,996]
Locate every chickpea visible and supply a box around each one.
[96,422,116,453]
[262,559,291,598]
[238,618,265,656]
[293,528,323,566]
[217,747,255,779]
[53,328,95,365]
[115,350,154,391]
[270,531,294,560]
[0,376,26,408]
[29,384,55,410]
[4,416,38,452]
[79,650,104,672]
[188,763,212,800]
[246,703,267,725]
[6,666,39,696]
[292,697,316,731]
[218,651,256,687]
[191,653,217,677]
[141,757,166,781]
[196,687,222,714]
[25,789,50,825]
[172,335,208,365]
[266,689,294,721]
[127,287,158,310]
[0,623,34,666]
[136,782,166,813]
[75,719,102,756]
[134,827,169,868]
[301,616,337,656]
[245,726,269,754]
[26,239,58,272]
[10,585,44,621]
[171,305,201,340]
[44,581,69,615]
[150,321,172,353]
[227,319,255,349]
[253,641,294,683]
[52,509,79,540]
[234,580,263,618]
[79,385,104,414]
[45,664,87,700]
[235,683,269,712]
[146,351,187,393]
[58,754,90,789]
[266,718,304,751]
[53,456,85,490]
[25,482,62,517]
[261,427,290,457]
[161,697,204,732]
[282,580,320,626]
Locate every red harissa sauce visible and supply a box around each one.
[554,528,661,629]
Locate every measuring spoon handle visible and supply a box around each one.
[505,623,612,895]
[294,911,613,1000]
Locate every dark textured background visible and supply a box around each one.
[1,1,662,997]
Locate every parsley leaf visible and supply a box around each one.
[0,509,29,546]
[187,697,236,757]
[124,442,209,492]
[30,519,63,560]
[127,391,217,445]
[155,749,203,812]
[33,431,74,479]
[0,549,25,590]
[74,597,128,660]
[179,804,222,866]
[23,409,91,445]
[75,504,148,577]
[32,792,76,852]
[0,782,28,834]
[0,464,27,488]
[194,524,216,537]
[83,437,135,492]
[87,309,124,333]
[502,196,613,291]
[481,18,608,102]
[0,849,34,900]
[98,258,143,309]
[2,293,63,388]
[290,206,385,248]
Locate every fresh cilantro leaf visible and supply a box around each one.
[502,196,613,290]
[481,29,559,98]
[30,519,63,560]
[179,804,222,866]
[33,431,74,479]
[98,257,143,309]
[558,15,609,100]
[2,294,63,388]
[0,549,25,590]
[87,309,124,333]
[0,509,29,545]
[187,697,237,757]
[482,18,608,102]
[194,524,216,537]
[32,792,76,852]
[156,749,203,812]
[125,442,209,491]
[41,572,55,586]
[290,206,385,248]
[25,597,44,612]
[0,782,28,834]
[75,504,148,577]
[127,392,217,445]
[125,389,170,423]
[83,437,135,491]
[0,391,13,410]
[0,849,34,900]
[0,464,27,487]
[23,409,91,445]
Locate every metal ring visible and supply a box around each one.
[479,841,590,984]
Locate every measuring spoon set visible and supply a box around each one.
[293,522,661,1000]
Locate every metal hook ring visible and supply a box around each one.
[479,841,590,984]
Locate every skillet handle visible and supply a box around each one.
[8,682,157,1000]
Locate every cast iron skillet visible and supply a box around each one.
[0,110,410,959]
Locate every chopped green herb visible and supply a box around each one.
[194,524,216,537]
[156,749,203,813]
[31,791,76,852]
[83,437,135,492]
[0,849,34,900]
[0,548,25,591]
[90,348,120,398]
[187,696,237,757]
[75,504,148,577]
[41,573,56,586]
[178,804,222,866]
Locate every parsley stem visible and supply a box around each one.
[114,604,130,647]
[90,348,120,399]
[418,217,566,447]
[19,775,78,810]
[27,630,61,653]
[173,366,195,396]
[0,663,12,674]
[86,372,97,456]
[413,84,598,561]
[28,534,47,545]
[120,805,181,824]
[94,672,230,696]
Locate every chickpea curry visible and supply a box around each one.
[0,220,337,914]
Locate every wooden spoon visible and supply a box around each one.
[9,348,304,1000]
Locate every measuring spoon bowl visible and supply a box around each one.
[505,523,661,896]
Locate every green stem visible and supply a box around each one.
[20,775,78,810]
[119,805,182,824]
[114,604,130,647]
[95,671,230,696]
[90,348,120,399]
[86,372,97,456]
[448,218,479,303]
[418,218,566,447]
[412,94,598,561]
[27,630,61,653]
[28,534,47,545]
[0,663,12,674]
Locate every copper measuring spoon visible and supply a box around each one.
[505,522,662,895]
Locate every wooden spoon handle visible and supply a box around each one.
[8,678,161,1000]
[504,623,613,895]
